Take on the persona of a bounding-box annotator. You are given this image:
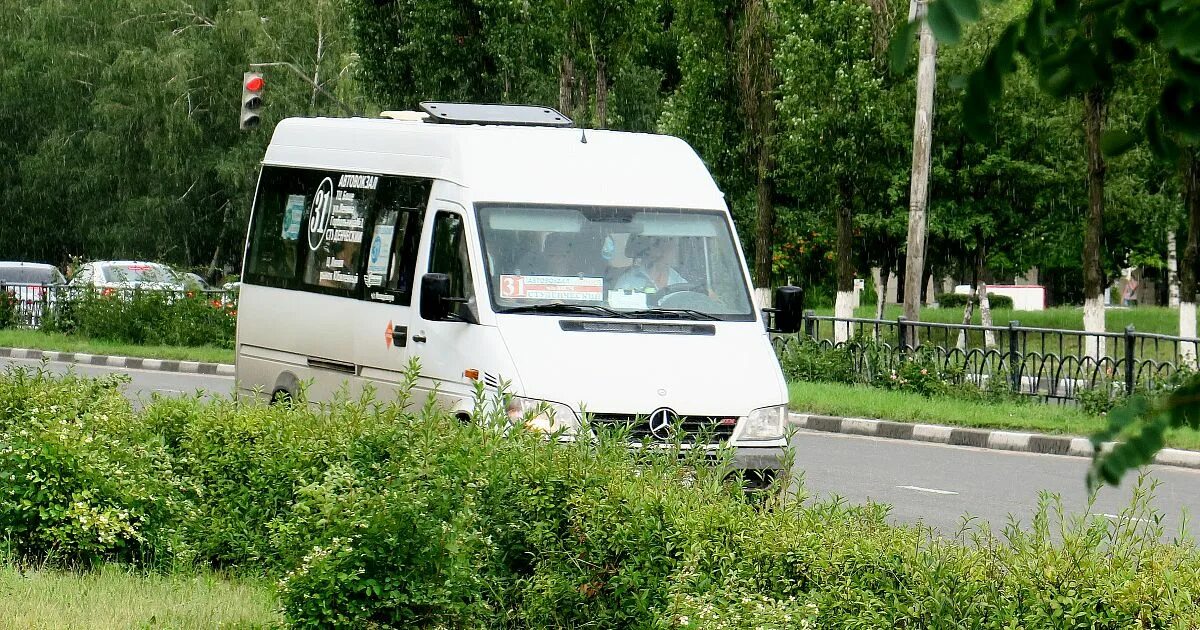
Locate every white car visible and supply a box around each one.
[69,261,188,296]
[0,262,67,326]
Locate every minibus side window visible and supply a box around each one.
[363,179,428,305]
[429,212,476,321]
[247,167,304,285]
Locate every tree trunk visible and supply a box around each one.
[1168,230,1180,307]
[834,196,854,342]
[956,285,975,350]
[311,6,325,110]
[903,6,937,346]
[1181,151,1200,367]
[752,153,775,290]
[594,58,608,129]
[559,54,575,115]
[1082,86,1107,362]
[979,279,995,348]
[875,259,890,321]
[741,0,776,292]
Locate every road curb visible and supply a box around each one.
[0,347,235,377]
[789,412,1200,471]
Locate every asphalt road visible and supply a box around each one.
[0,356,232,407]
[3,356,1198,541]
[791,429,1200,542]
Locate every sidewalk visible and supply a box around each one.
[789,412,1200,470]
[0,346,235,376]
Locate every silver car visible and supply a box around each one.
[0,262,67,326]
[69,261,188,297]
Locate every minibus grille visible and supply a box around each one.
[559,320,716,335]
[587,413,736,444]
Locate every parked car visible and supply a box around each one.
[0,262,67,326]
[181,272,211,291]
[69,261,188,296]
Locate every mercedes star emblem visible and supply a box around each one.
[648,408,678,441]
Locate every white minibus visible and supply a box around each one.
[236,103,803,487]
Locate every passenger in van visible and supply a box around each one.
[615,235,687,292]
[542,232,578,276]
[512,232,587,277]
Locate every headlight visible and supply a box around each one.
[738,404,787,441]
[506,396,579,438]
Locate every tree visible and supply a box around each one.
[662,0,781,299]
[0,0,367,273]
[775,0,910,339]
[894,0,1200,488]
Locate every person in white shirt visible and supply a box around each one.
[615,235,687,292]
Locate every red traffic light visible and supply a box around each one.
[244,75,264,92]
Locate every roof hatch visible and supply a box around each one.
[419,102,574,128]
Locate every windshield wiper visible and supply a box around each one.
[626,307,721,321]
[499,302,632,318]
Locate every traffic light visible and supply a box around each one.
[240,71,264,130]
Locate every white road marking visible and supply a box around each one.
[154,389,185,394]
[896,485,959,495]
[1101,513,1151,524]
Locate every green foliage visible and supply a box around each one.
[2,366,1200,626]
[0,292,16,330]
[0,367,191,566]
[935,292,1014,308]
[42,290,236,349]
[896,0,1200,157]
[1088,367,1200,491]
[0,0,367,269]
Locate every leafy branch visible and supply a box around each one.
[891,0,1200,159]
[1086,375,1200,492]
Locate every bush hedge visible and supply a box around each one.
[935,292,1015,309]
[2,365,1199,627]
[0,291,16,329]
[41,288,236,348]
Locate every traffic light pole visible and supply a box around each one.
[249,62,357,117]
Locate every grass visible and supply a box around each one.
[0,563,282,629]
[808,305,1190,364]
[0,329,233,364]
[818,305,1181,335]
[788,380,1200,451]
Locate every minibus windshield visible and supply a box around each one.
[477,204,755,321]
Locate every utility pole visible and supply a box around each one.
[902,0,936,347]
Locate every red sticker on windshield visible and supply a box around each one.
[500,275,603,301]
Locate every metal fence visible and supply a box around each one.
[778,311,1200,401]
[1,283,237,329]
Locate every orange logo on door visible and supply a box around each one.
[384,320,393,348]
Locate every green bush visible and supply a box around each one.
[0,291,15,329]
[43,288,236,348]
[2,366,1200,627]
[0,367,192,566]
[936,292,1014,309]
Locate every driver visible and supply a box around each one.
[615,235,687,292]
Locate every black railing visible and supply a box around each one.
[0,283,237,329]
[779,311,1200,401]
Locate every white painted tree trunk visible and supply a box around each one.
[873,267,887,320]
[1169,231,1180,307]
[1083,296,1106,362]
[978,282,996,348]
[753,287,772,312]
[956,285,975,350]
[1182,301,1197,368]
[834,290,855,343]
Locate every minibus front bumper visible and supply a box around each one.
[731,444,787,472]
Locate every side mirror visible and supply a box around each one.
[772,285,804,333]
[420,273,452,321]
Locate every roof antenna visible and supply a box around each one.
[580,124,588,144]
